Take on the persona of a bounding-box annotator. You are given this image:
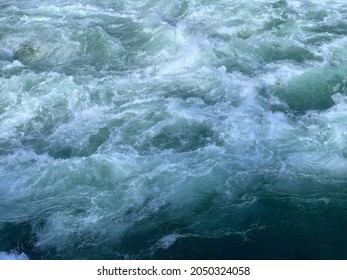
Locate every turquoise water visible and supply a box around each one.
[1,0,347,259]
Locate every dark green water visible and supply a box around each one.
[1,0,347,260]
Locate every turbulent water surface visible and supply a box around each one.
[1,0,347,259]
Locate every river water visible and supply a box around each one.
[1,0,347,259]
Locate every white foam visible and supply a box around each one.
[156,234,179,249]
[0,252,29,260]
[2,60,24,70]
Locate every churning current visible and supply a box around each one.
[0,0,347,259]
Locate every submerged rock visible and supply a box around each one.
[14,42,37,63]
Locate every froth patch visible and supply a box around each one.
[156,234,179,250]
[0,252,29,260]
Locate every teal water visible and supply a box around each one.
[1,0,347,260]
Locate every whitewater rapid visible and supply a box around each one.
[0,0,347,259]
